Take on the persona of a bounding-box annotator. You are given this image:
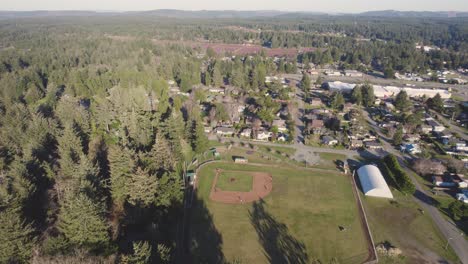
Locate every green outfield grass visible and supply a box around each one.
[216,170,254,192]
[190,162,369,264]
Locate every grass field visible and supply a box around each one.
[190,162,370,264]
[361,189,459,263]
[216,170,253,192]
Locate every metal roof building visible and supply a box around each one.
[357,165,393,199]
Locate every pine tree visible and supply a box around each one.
[0,209,36,264]
[57,125,84,181]
[361,84,375,107]
[395,91,412,112]
[121,241,152,264]
[150,133,175,173]
[57,192,109,249]
[192,119,209,154]
[127,168,158,207]
[393,126,404,145]
[300,73,311,92]
[331,92,345,110]
[212,64,223,87]
[108,144,135,207]
[351,86,363,105]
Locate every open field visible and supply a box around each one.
[215,170,254,192]
[361,189,459,263]
[190,162,370,264]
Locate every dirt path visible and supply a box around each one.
[210,169,273,204]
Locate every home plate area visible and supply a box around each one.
[210,169,272,204]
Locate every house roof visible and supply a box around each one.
[310,119,324,128]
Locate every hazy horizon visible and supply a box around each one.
[0,0,467,13]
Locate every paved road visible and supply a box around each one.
[364,111,468,264]
[430,110,468,141]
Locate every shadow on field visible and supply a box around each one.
[249,199,309,264]
[188,197,225,264]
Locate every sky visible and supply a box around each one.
[0,0,467,13]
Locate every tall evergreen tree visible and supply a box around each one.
[57,193,109,249]
[150,133,175,173]
[0,209,36,264]
[351,86,363,105]
[395,91,412,112]
[127,168,158,207]
[361,84,375,107]
[108,145,135,208]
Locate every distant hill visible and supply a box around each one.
[135,9,289,18]
[0,9,467,19]
[358,10,468,18]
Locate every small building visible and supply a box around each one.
[427,119,445,132]
[308,119,324,134]
[456,190,468,204]
[350,139,364,149]
[325,81,356,94]
[403,134,421,143]
[310,98,323,107]
[204,126,213,133]
[209,88,225,94]
[257,130,272,141]
[216,127,235,137]
[240,128,252,138]
[186,171,196,186]
[324,70,342,76]
[433,175,465,188]
[365,141,382,150]
[400,143,421,154]
[357,165,393,199]
[234,157,248,164]
[344,70,363,77]
[322,136,338,146]
[272,119,288,132]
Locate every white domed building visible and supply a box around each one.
[357,165,393,199]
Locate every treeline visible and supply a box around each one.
[1,15,467,72]
[382,154,416,195]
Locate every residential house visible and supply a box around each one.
[433,175,465,188]
[240,128,252,138]
[324,70,342,76]
[204,126,213,133]
[427,119,445,132]
[350,139,364,149]
[310,98,323,107]
[454,141,468,152]
[344,70,363,77]
[400,143,421,154]
[403,134,421,143]
[277,133,288,142]
[322,136,338,146]
[209,87,225,94]
[272,119,288,132]
[456,191,468,204]
[216,127,235,137]
[419,124,433,134]
[256,130,272,141]
[308,119,324,134]
[365,141,383,150]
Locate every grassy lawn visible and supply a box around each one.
[361,189,459,263]
[190,162,369,264]
[216,170,253,192]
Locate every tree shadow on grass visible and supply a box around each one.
[249,199,309,264]
[188,196,225,264]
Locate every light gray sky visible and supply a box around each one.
[0,0,467,13]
